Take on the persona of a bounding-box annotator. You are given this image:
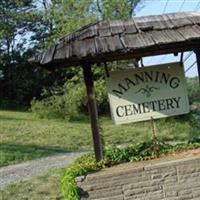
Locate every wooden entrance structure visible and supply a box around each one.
[29,12,200,162]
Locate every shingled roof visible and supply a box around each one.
[29,12,200,69]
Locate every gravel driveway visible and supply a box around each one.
[0,152,85,190]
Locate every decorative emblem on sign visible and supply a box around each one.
[135,85,159,98]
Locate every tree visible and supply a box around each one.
[44,0,140,45]
[0,0,57,106]
[30,0,141,118]
[97,0,140,20]
[0,0,37,98]
[0,0,141,108]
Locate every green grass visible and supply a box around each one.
[0,110,199,167]
[0,169,64,200]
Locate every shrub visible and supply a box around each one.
[31,79,109,120]
[187,77,200,104]
[63,83,87,120]
[63,80,109,119]
[30,96,67,119]
[94,80,109,115]
[61,154,101,200]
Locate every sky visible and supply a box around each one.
[134,0,200,77]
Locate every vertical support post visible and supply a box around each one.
[195,49,200,86]
[82,64,103,162]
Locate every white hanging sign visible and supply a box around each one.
[107,62,190,125]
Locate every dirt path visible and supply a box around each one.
[0,152,85,190]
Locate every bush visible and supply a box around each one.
[63,83,87,120]
[94,80,109,114]
[61,153,101,200]
[187,77,200,104]
[30,96,67,119]
[63,79,109,119]
[31,79,109,120]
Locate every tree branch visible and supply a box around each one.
[96,0,102,14]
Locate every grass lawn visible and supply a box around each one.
[0,169,64,200]
[0,110,199,167]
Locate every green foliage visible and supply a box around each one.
[94,80,109,114]
[30,95,67,119]
[30,86,83,120]
[0,0,40,47]
[46,0,140,45]
[0,0,53,106]
[64,83,87,120]
[61,141,200,200]
[103,141,200,165]
[188,113,200,144]
[0,0,141,109]
[31,79,109,120]
[61,154,100,200]
[187,77,200,104]
[47,0,97,44]
[103,139,170,165]
[101,0,140,20]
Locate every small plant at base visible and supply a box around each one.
[61,154,104,200]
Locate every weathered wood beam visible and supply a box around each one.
[194,49,200,86]
[41,42,200,70]
[82,64,103,162]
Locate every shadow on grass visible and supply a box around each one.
[0,111,90,124]
[0,143,72,167]
[0,115,36,122]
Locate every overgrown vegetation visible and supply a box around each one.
[187,77,200,104]
[61,141,200,200]
[30,79,109,120]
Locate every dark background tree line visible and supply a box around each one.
[0,0,199,118]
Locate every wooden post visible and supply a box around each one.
[195,49,200,86]
[82,64,103,162]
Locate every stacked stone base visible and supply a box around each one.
[77,156,200,200]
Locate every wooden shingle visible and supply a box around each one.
[29,12,200,68]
